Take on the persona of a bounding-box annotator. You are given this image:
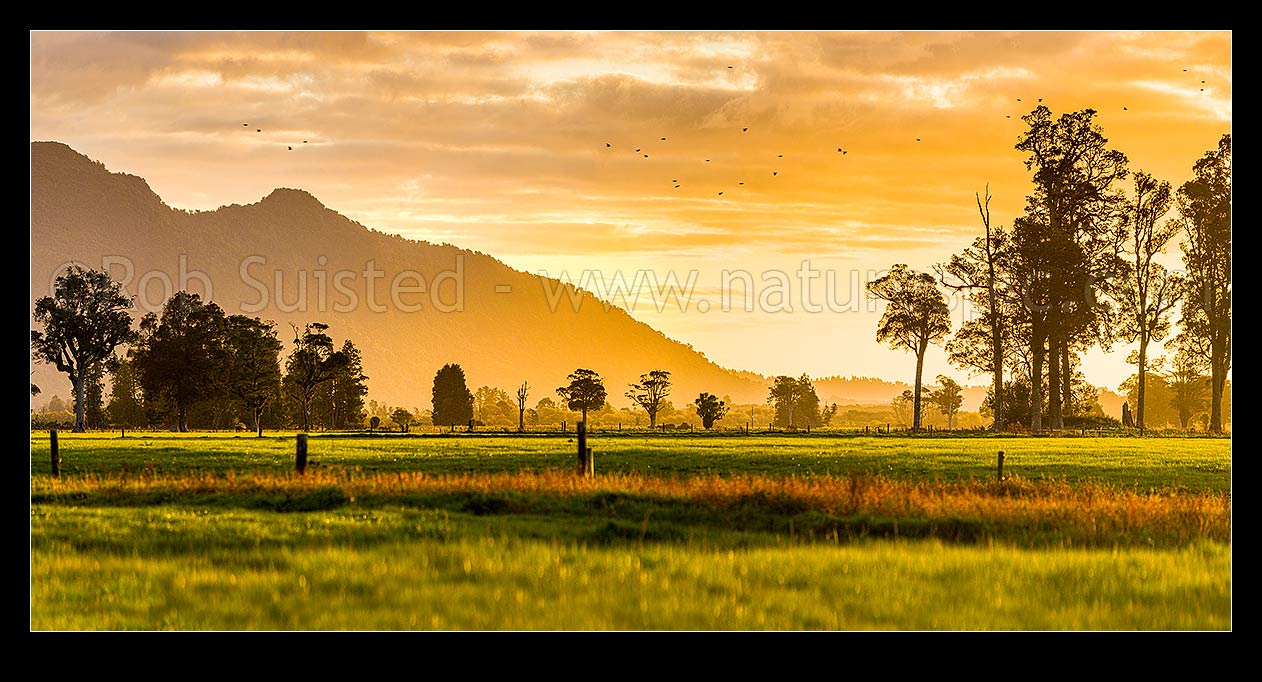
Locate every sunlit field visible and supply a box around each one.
[29,432,1231,630]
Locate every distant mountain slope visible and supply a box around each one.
[31,141,779,409]
[813,375,985,412]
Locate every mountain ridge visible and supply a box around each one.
[29,141,981,411]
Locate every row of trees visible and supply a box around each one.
[866,107,1229,434]
[375,365,835,433]
[29,271,837,433]
[31,270,367,433]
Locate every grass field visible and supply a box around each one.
[29,431,1232,631]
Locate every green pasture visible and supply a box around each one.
[31,506,1229,630]
[29,431,1232,493]
[29,432,1232,631]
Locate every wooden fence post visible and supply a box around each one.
[585,447,594,477]
[997,451,1005,482]
[296,434,308,474]
[576,421,587,476]
[49,429,59,478]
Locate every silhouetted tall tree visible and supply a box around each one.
[131,291,228,432]
[223,315,283,435]
[1013,106,1129,430]
[926,375,964,429]
[767,374,823,428]
[1119,171,1182,435]
[311,339,368,430]
[30,266,138,432]
[556,368,607,423]
[866,264,951,431]
[515,381,529,432]
[940,186,1010,431]
[81,361,108,429]
[1167,343,1210,431]
[1176,134,1231,433]
[106,356,147,428]
[431,363,474,427]
[626,370,672,428]
[694,392,729,429]
[282,322,350,432]
[391,407,413,433]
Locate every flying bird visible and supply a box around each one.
[777,154,783,158]
[728,65,733,69]
[288,146,293,150]
[742,127,748,132]
[1038,98,1043,102]
[1123,107,1128,111]
[242,123,248,127]
[1202,80,1206,83]
[1184,69,1188,72]
[675,185,680,188]
[606,143,611,147]
[256,129,261,133]
[635,148,641,152]
[738,182,744,185]
[772,171,778,176]
[303,140,308,144]
[842,150,848,155]
[644,154,649,158]
[661,137,667,141]
[705,159,711,162]
[1006,115,1011,118]
[718,191,724,196]
[1017,98,1022,102]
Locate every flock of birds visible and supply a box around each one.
[242,122,308,151]
[238,64,1219,195]
[600,126,854,198]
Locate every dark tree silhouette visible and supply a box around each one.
[556,368,607,423]
[626,370,672,428]
[1119,171,1182,435]
[926,375,964,429]
[767,374,823,428]
[516,381,529,432]
[866,264,951,431]
[82,362,108,429]
[694,392,729,429]
[391,407,413,433]
[1013,106,1129,430]
[369,415,381,432]
[223,315,283,436]
[282,322,350,432]
[1167,343,1210,431]
[939,186,1009,431]
[106,356,147,428]
[312,339,369,430]
[131,291,227,432]
[431,363,474,427]
[31,266,137,432]
[1176,134,1231,434]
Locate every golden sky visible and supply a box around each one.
[29,30,1231,392]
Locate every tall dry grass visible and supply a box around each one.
[32,468,1230,546]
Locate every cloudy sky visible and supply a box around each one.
[29,30,1231,391]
